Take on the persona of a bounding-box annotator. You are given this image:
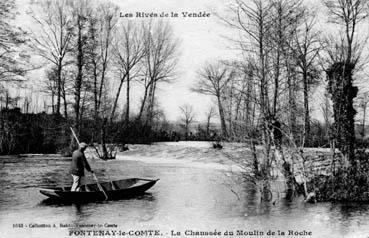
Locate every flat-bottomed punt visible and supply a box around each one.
[39,178,159,202]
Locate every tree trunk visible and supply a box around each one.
[327,62,357,165]
[286,57,297,144]
[51,90,55,114]
[303,68,310,146]
[93,60,98,120]
[110,76,125,123]
[63,93,68,119]
[56,62,62,115]
[362,106,366,139]
[206,117,211,138]
[146,81,157,128]
[273,52,280,116]
[217,94,228,138]
[185,123,189,140]
[101,118,108,160]
[137,83,150,121]
[125,73,130,124]
[228,83,233,138]
[74,16,84,134]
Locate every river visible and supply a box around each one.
[0,142,368,238]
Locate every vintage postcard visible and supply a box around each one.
[1,0,369,238]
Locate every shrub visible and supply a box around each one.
[308,150,369,202]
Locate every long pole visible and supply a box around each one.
[70,127,81,144]
[70,127,109,200]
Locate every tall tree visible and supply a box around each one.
[292,14,321,146]
[179,104,195,140]
[324,0,368,164]
[194,60,235,138]
[269,0,304,116]
[138,20,179,126]
[29,0,73,115]
[270,0,306,144]
[70,0,92,134]
[111,20,145,123]
[205,106,216,138]
[222,0,274,159]
[84,2,118,158]
[86,2,118,122]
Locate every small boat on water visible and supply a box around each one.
[39,178,159,202]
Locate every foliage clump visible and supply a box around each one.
[308,150,369,202]
[326,62,357,162]
[0,108,68,154]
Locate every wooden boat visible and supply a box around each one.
[39,178,159,202]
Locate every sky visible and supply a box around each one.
[14,0,237,122]
[100,0,238,121]
[12,0,369,123]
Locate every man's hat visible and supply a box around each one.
[79,142,88,149]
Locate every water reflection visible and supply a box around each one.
[71,203,92,225]
[0,153,369,238]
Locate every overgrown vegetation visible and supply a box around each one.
[0,108,67,154]
[0,107,222,155]
[308,150,369,202]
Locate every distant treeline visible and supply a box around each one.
[0,108,67,154]
[4,107,366,155]
[0,108,222,155]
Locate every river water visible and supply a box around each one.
[0,142,368,238]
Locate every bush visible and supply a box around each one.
[308,150,369,202]
[0,108,68,154]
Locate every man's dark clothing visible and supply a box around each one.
[70,149,92,176]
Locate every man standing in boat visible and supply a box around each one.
[70,142,93,191]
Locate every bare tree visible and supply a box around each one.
[87,3,118,122]
[292,13,321,145]
[84,2,118,159]
[227,0,272,120]
[138,20,179,126]
[268,0,304,116]
[29,0,73,115]
[220,0,276,168]
[271,0,307,145]
[111,20,145,123]
[237,62,258,136]
[323,0,368,164]
[193,60,235,138]
[205,106,216,138]
[219,0,319,196]
[179,104,195,140]
[324,0,368,65]
[69,0,92,135]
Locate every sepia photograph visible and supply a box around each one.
[1,0,369,237]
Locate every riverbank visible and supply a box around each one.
[116,141,251,172]
[6,141,335,178]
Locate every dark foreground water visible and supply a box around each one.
[0,146,369,238]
